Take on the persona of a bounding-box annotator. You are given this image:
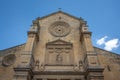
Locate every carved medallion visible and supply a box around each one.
[49,21,71,37]
[2,54,16,67]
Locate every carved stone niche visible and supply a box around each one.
[45,39,74,66]
[2,54,16,67]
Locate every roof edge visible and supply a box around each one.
[0,43,25,51]
[38,11,83,21]
[94,46,120,56]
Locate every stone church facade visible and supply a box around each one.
[0,11,120,80]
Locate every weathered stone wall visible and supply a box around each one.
[0,44,25,80]
[0,45,120,80]
[94,47,120,80]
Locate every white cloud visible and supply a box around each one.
[96,36,120,51]
[104,39,120,51]
[96,36,108,45]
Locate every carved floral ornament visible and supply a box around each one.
[49,21,71,37]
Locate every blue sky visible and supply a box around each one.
[0,0,120,54]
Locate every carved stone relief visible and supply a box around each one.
[45,40,73,66]
[34,59,45,71]
[49,21,71,37]
[2,54,16,67]
[56,53,63,63]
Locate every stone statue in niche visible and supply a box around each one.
[40,63,45,71]
[79,60,83,71]
[35,60,40,70]
[35,60,45,71]
[74,60,83,71]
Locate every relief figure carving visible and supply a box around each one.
[35,60,45,71]
[56,53,62,63]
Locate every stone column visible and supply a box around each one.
[80,23,104,80]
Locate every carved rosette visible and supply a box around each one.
[49,21,71,37]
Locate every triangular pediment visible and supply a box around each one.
[39,11,81,21]
[47,39,72,45]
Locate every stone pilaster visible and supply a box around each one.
[80,24,104,80]
[13,68,33,80]
[13,21,39,80]
[85,67,104,80]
